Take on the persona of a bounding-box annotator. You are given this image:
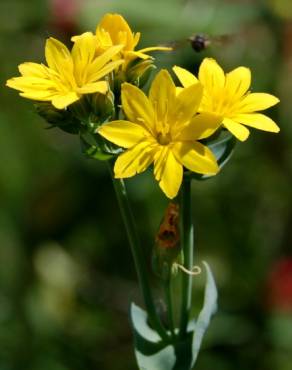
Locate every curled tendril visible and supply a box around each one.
[173,263,202,276]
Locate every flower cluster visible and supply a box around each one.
[6,13,280,199]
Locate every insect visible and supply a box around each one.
[164,33,234,53]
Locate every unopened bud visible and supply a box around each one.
[127,59,155,88]
[35,102,82,134]
[69,96,91,123]
[88,90,115,126]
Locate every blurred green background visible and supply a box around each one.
[1,0,292,369]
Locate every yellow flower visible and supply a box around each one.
[73,13,170,70]
[6,33,124,109]
[173,58,280,141]
[98,70,221,199]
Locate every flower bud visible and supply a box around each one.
[69,96,91,123]
[35,102,82,134]
[126,59,156,88]
[88,91,115,127]
[109,59,156,97]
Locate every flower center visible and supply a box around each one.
[157,132,171,145]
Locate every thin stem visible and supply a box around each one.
[179,178,194,338]
[164,279,175,338]
[108,162,169,341]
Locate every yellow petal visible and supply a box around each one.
[225,67,251,99]
[153,146,168,182]
[236,93,280,113]
[97,14,133,49]
[232,113,280,132]
[71,31,95,43]
[198,58,225,93]
[138,46,172,53]
[77,81,108,94]
[223,118,250,141]
[87,45,124,81]
[173,141,219,174]
[95,28,113,48]
[87,60,124,84]
[114,140,157,178]
[172,66,198,87]
[45,38,73,76]
[124,46,172,62]
[154,148,183,199]
[6,76,55,92]
[172,83,203,126]
[52,92,80,109]
[125,51,152,61]
[175,112,222,141]
[72,32,96,65]
[149,69,176,122]
[18,62,50,78]
[121,83,155,133]
[132,32,141,49]
[98,120,150,148]
[71,33,97,85]
[98,14,131,38]
[19,91,57,101]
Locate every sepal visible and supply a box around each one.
[80,131,122,161]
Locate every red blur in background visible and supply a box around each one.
[50,0,81,34]
[267,258,292,312]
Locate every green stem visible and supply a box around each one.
[179,178,194,338]
[164,278,175,338]
[108,162,169,341]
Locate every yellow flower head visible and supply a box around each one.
[95,13,171,69]
[96,13,171,68]
[173,58,280,141]
[6,33,124,109]
[98,70,222,199]
[96,13,140,53]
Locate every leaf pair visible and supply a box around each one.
[130,262,217,370]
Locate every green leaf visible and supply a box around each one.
[208,131,236,169]
[191,261,218,368]
[130,303,176,370]
[130,262,218,370]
